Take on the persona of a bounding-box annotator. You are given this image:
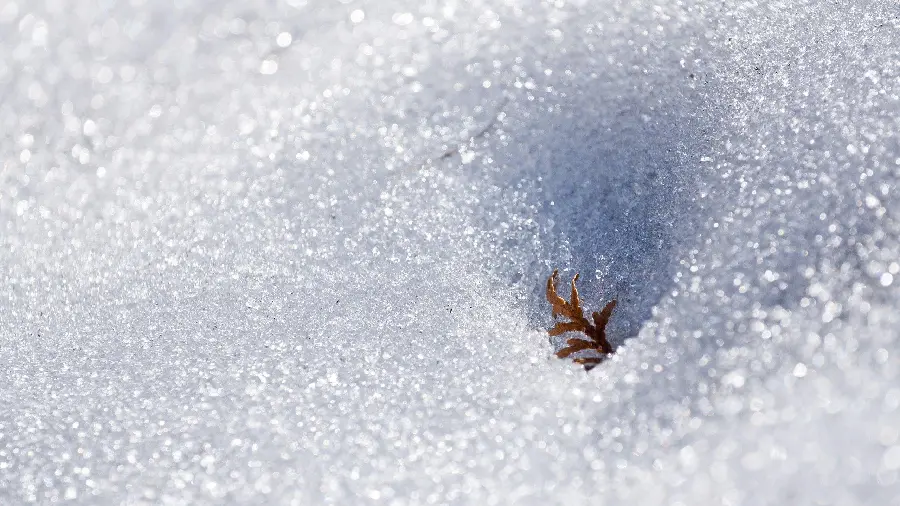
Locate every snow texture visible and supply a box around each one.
[2,0,899,504]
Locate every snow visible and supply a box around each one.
[2,0,899,503]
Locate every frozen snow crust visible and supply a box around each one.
[2,0,899,504]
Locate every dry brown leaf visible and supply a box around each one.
[545,269,617,370]
[548,321,587,337]
[556,338,596,358]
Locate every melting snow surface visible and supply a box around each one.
[2,0,899,504]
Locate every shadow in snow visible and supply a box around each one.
[483,79,711,351]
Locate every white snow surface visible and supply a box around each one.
[2,0,900,504]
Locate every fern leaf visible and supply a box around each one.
[556,340,596,358]
[545,269,618,371]
[569,273,582,315]
[546,270,568,317]
[548,321,586,336]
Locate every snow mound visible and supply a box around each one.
[1,0,898,504]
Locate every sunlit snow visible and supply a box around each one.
[1,0,899,504]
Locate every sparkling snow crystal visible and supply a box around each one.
[1,0,899,504]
